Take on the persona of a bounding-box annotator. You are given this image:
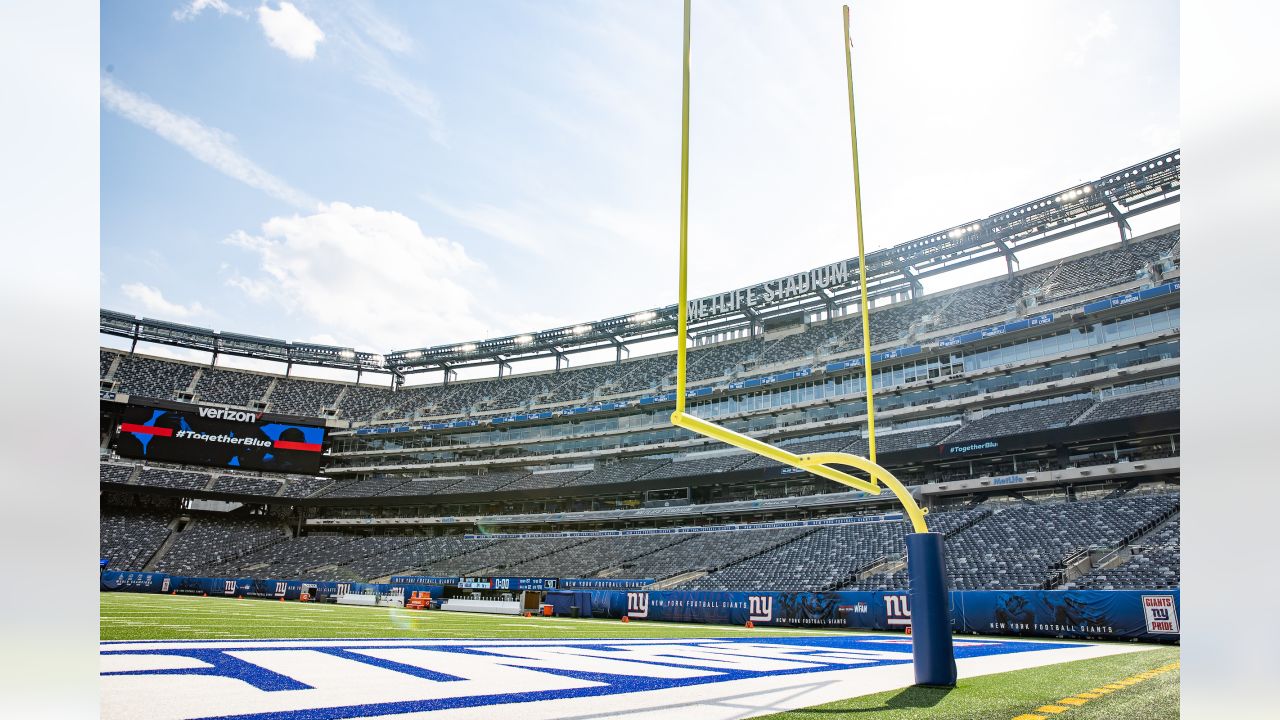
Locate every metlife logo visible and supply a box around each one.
[100,636,1140,719]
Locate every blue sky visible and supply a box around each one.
[101,0,1179,378]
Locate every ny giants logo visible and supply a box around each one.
[748,595,773,622]
[885,595,911,627]
[626,592,649,618]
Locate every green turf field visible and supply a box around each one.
[758,645,1179,720]
[101,593,1179,718]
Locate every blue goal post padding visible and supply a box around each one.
[907,532,957,686]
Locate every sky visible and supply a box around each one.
[101,0,1179,381]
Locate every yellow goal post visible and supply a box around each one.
[668,0,929,534]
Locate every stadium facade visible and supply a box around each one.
[100,151,1180,604]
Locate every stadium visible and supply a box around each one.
[100,143,1182,718]
[83,0,1195,717]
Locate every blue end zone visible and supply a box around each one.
[102,635,1080,720]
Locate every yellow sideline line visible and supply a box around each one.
[669,0,928,532]
[1010,661,1180,720]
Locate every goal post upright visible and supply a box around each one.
[667,0,955,686]
[843,3,878,467]
[675,0,692,418]
[668,0,927,533]
[841,3,955,687]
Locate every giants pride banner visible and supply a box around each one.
[114,403,326,474]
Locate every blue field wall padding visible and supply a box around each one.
[101,571,1179,643]
[906,532,957,686]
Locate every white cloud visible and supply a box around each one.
[346,1,413,55]
[121,283,206,320]
[1140,124,1182,153]
[101,76,317,209]
[1066,10,1118,66]
[302,3,445,144]
[225,273,272,302]
[173,0,246,22]
[129,343,215,365]
[422,194,544,253]
[223,202,492,349]
[343,31,445,145]
[257,2,325,61]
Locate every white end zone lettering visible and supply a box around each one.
[100,636,1148,720]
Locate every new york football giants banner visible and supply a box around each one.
[589,588,1178,642]
[561,578,653,590]
[951,589,1180,641]
[101,574,1178,643]
[595,590,900,629]
[100,571,172,593]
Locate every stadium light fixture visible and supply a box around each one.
[515,334,534,345]
[338,350,356,360]
[630,310,657,323]
[459,343,477,352]
[405,350,422,360]
[572,324,592,335]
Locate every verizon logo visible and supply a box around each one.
[198,407,261,423]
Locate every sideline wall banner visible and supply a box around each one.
[101,571,172,593]
[951,589,1180,641]
[593,588,1177,642]
[102,576,1178,643]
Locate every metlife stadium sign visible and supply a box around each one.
[100,636,1146,720]
[686,261,855,322]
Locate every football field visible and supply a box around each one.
[101,593,1178,719]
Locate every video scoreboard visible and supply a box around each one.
[113,402,327,474]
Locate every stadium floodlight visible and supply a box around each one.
[515,334,534,345]
[667,0,954,688]
[338,350,356,360]
[572,324,592,335]
[630,310,658,323]
[459,343,477,352]
[405,350,422,360]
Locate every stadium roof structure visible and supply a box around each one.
[101,150,1179,379]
